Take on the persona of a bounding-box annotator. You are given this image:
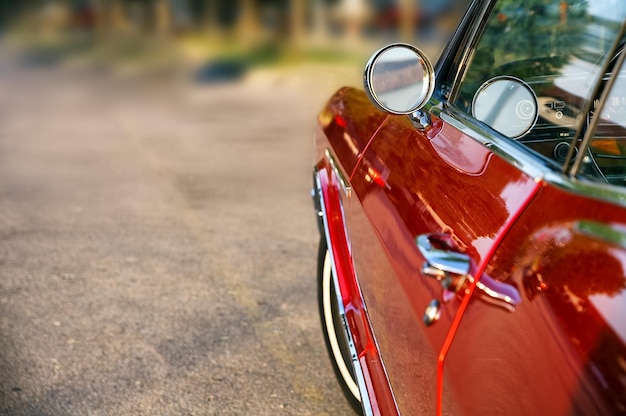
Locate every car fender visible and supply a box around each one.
[313,161,400,416]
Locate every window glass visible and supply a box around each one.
[579,58,626,186]
[453,0,626,166]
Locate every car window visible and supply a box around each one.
[452,0,626,168]
[579,56,626,186]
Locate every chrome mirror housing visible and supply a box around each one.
[364,43,435,115]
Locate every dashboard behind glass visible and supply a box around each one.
[455,54,591,164]
[448,0,626,185]
[457,52,626,186]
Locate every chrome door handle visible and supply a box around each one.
[416,234,470,277]
[472,274,521,313]
[416,234,521,314]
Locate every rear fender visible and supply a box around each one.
[517,221,626,302]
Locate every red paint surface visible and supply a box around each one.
[316,152,399,415]
[347,101,541,415]
[444,183,626,415]
[315,86,626,415]
[435,180,542,416]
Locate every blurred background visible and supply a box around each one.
[0,0,470,83]
[0,1,472,415]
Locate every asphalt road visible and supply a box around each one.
[0,44,363,415]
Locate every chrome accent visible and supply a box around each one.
[410,109,432,130]
[429,100,626,207]
[421,263,447,280]
[430,100,547,182]
[315,172,374,416]
[417,233,521,312]
[364,43,435,115]
[470,274,521,313]
[311,169,324,234]
[416,235,470,276]
[546,173,626,206]
[325,148,351,198]
[423,300,441,326]
[568,19,626,175]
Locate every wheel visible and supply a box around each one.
[317,237,363,414]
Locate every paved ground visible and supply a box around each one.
[0,42,365,415]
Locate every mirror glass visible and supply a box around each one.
[365,45,434,114]
[472,77,538,138]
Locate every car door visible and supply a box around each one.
[443,35,626,415]
[348,109,541,415]
[444,182,626,415]
[349,1,626,414]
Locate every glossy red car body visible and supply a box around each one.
[312,1,626,415]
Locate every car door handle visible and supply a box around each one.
[416,234,470,277]
[416,234,521,312]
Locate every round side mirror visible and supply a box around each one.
[472,76,538,139]
[364,44,435,115]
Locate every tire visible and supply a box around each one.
[317,237,363,414]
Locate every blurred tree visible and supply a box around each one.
[290,0,307,45]
[155,0,171,34]
[311,0,329,41]
[237,0,259,43]
[398,0,415,42]
[483,0,588,59]
[110,0,129,32]
[205,0,221,36]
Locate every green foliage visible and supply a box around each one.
[484,0,589,64]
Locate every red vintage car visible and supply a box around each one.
[312,0,626,415]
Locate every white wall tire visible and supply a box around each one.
[317,238,362,413]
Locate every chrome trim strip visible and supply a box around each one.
[315,172,373,416]
[311,169,324,234]
[325,148,352,198]
[430,101,547,180]
[427,100,626,207]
